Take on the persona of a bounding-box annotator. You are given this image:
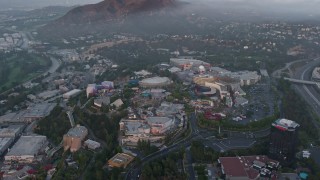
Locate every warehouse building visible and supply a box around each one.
[23,103,57,122]
[63,89,82,99]
[5,136,48,164]
[0,124,24,138]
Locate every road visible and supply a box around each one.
[0,56,61,96]
[291,57,320,128]
[125,112,261,180]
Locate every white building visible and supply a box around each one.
[84,139,101,150]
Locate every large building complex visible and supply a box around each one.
[269,119,300,165]
[63,125,88,152]
[5,136,48,164]
[119,117,175,147]
[218,156,279,180]
[63,89,82,99]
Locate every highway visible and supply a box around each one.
[292,57,320,128]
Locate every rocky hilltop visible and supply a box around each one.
[56,0,175,24]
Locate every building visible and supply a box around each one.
[269,119,300,165]
[156,102,184,117]
[5,136,48,164]
[139,77,172,88]
[84,139,101,150]
[23,103,57,122]
[119,119,164,147]
[86,81,114,98]
[146,117,174,135]
[94,96,110,108]
[63,125,88,152]
[110,99,124,109]
[312,67,320,82]
[107,153,135,168]
[170,58,211,70]
[218,156,280,180]
[63,89,82,99]
[0,124,24,138]
[0,137,14,156]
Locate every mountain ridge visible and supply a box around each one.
[55,0,175,25]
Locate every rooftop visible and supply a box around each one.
[122,120,150,135]
[219,156,279,179]
[65,125,88,138]
[23,103,57,119]
[146,117,173,125]
[6,136,47,156]
[0,124,24,137]
[273,118,300,130]
[0,137,13,149]
[108,153,135,167]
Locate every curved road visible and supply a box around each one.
[292,57,320,128]
[125,112,261,180]
[0,56,61,96]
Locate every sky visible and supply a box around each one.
[0,0,103,10]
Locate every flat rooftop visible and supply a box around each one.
[0,111,27,123]
[23,103,57,118]
[108,153,134,167]
[0,137,13,149]
[6,136,47,156]
[124,121,150,135]
[66,126,88,138]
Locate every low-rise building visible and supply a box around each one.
[5,136,48,164]
[0,137,14,156]
[63,125,88,152]
[107,153,135,168]
[0,124,24,138]
[63,89,82,99]
[94,96,110,108]
[84,139,101,150]
[23,103,57,122]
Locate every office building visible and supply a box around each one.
[269,119,300,164]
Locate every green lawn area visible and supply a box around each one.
[0,52,51,92]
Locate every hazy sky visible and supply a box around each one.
[0,0,103,10]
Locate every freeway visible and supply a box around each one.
[292,57,320,128]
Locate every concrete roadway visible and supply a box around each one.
[292,57,320,128]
